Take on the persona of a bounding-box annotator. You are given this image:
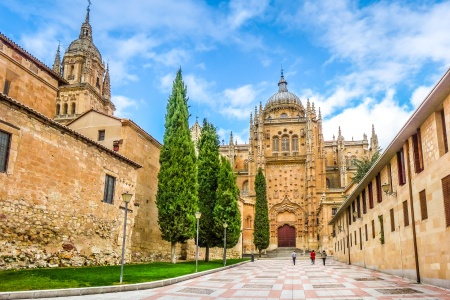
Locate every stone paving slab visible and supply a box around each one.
[3,259,450,299]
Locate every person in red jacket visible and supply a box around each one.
[310,250,316,265]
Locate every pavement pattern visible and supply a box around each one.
[38,258,450,300]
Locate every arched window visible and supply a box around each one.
[282,135,290,152]
[63,103,68,115]
[292,135,299,152]
[246,215,253,228]
[280,113,287,118]
[56,104,60,115]
[242,180,249,195]
[273,136,279,152]
[71,103,76,115]
[96,77,100,88]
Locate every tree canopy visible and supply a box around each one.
[197,119,221,261]
[213,156,241,249]
[253,167,270,257]
[156,68,198,263]
[351,150,381,184]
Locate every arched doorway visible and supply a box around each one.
[278,224,296,247]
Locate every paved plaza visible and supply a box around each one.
[35,258,449,300]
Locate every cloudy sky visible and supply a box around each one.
[2,0,450,148]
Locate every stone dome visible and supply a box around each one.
[265,72,304,114]
[65,6,102,61]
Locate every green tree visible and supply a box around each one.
[197,119,221,261]
[254,167,270,257]
[213,156,241,249]
[156,68,198,264]
[351,150,381,184]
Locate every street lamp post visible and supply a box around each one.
[223,222,228,267]
[120,192,133,284]
[195,211,201,272]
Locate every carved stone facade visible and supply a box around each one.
[216,73,379,253]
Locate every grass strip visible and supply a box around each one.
[0,259,246,292]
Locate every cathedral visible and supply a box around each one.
[193,72,379,253]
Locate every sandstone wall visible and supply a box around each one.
[0,96,140,269]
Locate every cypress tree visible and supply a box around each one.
[197,119,221,261]
[254,167,270,257]
[213,156,241,249]
[156,68,198,264]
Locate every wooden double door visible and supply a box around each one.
[278,224,296,247]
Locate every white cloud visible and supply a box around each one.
[227,0,270,29]
[112,95,139,117]
[410,85,433,109]
[323,89,411,149]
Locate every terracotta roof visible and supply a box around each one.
[0,32,68,85]
[0,93,142,169]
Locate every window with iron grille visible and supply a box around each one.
[98,130,105,141]
[403,200,409,226]
[397,148,406,185]
[103,174,116,204]
[376,173,382,203]
[0,130,11,172]
[292,136,298,152]
[419,189,428,220]
[412,128,424,173]
[368,182,374,209]
[281,135,289,152]
[390,208,395,232]
[441,175,450,227]
[332,207,337,215]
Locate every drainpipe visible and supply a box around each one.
[405,141,420,283]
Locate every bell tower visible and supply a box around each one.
[54,1,115,124]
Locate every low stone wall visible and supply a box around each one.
[0,199,124,270]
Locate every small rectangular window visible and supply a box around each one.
[3,80,11,95]
[371,219,375,239]
[390,208,395,232]
[356,195,361,218]
[412,128,424,173]
[354,231,357,245]
[403,200,409,226]
[368,182,374,209]
[397,148,406,185]
[437,110,448,155]
[441,175,450,227]
[0,130,11,172]
[103,174,116,204]
[359,228,362,250]
[419,190,428,220]
[362,189,367,214]
[332,207,337,215]
[98,130,105,141]
[376,173,382,203]
[365,224,368,241]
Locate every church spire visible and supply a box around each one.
[278,68,288,92]
[79,0,93,42]
[52,43,61,75]
[102,62,111,100]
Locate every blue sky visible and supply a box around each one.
[2,0,450,148]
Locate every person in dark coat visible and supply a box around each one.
[321,250,327,265]
[292,250,297,265]
[310,250,316,264]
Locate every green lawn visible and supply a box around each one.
[0,259,245,292]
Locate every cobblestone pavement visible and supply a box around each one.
[38,259,450,300]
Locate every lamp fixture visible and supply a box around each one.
[381,183,397,196]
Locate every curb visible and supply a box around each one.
[0,261,250,300]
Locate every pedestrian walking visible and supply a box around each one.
[321,250,327,265]
[310,250,315,265]
[292,250,297,265]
